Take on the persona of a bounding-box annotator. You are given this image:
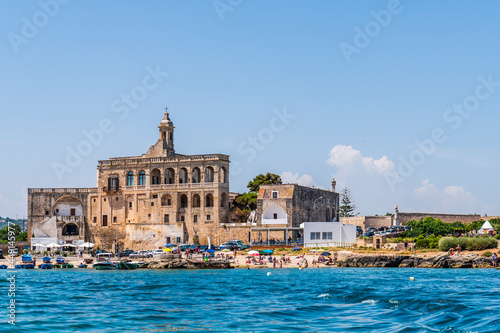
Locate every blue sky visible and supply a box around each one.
[1,0,499,218]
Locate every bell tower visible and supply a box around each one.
[159,107,175,156]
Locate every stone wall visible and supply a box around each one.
[398,213,481,224]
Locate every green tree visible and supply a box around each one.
[247,173,282,193]
[339,187,356,217]
[0,224,23,244]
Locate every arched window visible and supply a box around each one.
[151,169,161,185]
[220,167,228,183]
[180,195,188,209]
[205,167,214,183]
[220,192,228,208]
[179,168,188,184]
[139,171,146,186]
[192,194,201,208]
[165,168,175,184]
[161,194,172,207]
[205,194,214,208]
[127,172,134,186]
[192,167,201,183]
[62,224,79,236]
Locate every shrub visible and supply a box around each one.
[482,251,493,257]
[439,237,498,252]
[415,239,429,249]
[55,250,61,255]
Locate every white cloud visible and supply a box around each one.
[414,179,480,213]
[327,145,395,174]
[281,171,319,188]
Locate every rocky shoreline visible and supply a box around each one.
[336,253,496,268]
[148,259,232,269]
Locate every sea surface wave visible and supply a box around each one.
[1,268,499,332]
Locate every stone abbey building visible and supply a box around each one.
[28,110,230,252]
[28,110,340,251]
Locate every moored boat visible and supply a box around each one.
[40,263,53,269]
[56,257,65,264]
[116,261,139,270]
[78,264,88,268]
[92,261,117,270]
[61,263,74,268]
[0,265,8,269]
[42,257,52,263]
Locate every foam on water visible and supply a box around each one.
[1,268,499,332]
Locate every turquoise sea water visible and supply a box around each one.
[1,268,499,332]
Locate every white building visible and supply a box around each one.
[301,222,356,248]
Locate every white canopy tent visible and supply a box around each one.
[479,220,495,234]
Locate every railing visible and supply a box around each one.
[251,241,304,247]
[99,154,230,166]
[28,188,98,194]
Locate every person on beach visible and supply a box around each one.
[472,261,477,269]
[492,253,498,268]
[404,241,408,251]
[456,244,461,254]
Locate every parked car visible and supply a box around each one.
[151,249,164,256]
[130,250,152,259]
[117,249,134,258]
[179,244,192,252]
[229,240,251,250]
[362,231,374,237]
[219,242,240,250]
[10,248,19,257]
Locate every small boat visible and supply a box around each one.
[78,264,88,269]
[0,265,8,269]
[22,254,33,263]
[83,258,94,264]
[56,257,65,264]
[93,261,117,270]
[135,261,150,269]
[116,261,139,270]
[42,257,52,263]
[41,263,53,269]
[61,263,74,269]
[15,264,35,269]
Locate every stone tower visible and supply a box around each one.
[144,108,176,158]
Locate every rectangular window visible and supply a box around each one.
[310,232,320,240]
[151,202,154,207]
[166,237,171,244]
[207,215,211,221]
[104,198,106,202]
[164,214,169,223]
[176,237,181,244]
[102,215,108,227]
[93,217,97,223]
[167,199,172,206]
[129,202,132,208]
[153,194,158,199]
[113,216,117,223]
[322,232,332,240]
[194,215,198,223]
[148,214,151,219]
[273,213,278,219]
[93,199,96,202]
[108,177,119,192]
[55,209,59,213]
[180,216,185,222]
[116,197,119,201]
[45,210,49,215]
[272,191,278,199]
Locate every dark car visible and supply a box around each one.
[117,249,134,258]
[362,231,374,237]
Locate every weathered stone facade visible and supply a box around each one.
[250,183,340,242]
[28,111,230,252]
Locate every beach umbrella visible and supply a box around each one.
[321,252,332,256]
[165,243,173,247]
[248,250,260,256]
[263,249,274,254]
[206,249,215,253]
[221,249,231,252]
[65,244,77,248]
[163,248,172,252]
[309,249,321,252]
[293,246,301,251]
[46,243,61,248]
